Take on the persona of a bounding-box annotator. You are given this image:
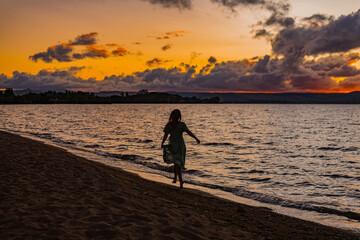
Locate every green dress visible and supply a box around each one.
[163,122,189,168]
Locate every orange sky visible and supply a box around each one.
[0,0,360,92]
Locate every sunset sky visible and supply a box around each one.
[1,0,360,92]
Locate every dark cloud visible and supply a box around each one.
[337,75,360,91]
[112,47,130,56]
[264,14,294,27]
[29,43,73,63]
[70,32,98,46]
[0,68,96,91]
[248,1,295,39]
[143,0,287,13]
[263,1,293,27]
[29,33,101,63]
[253,29,272,39]
[310,53,360,78]
[106,43,120,47]
[72,46,109,59]
[306,11,360,55]
[303,53,360,72]
[161,44,173,51]
[266,10,360,91]
[272,10,360,57]
[328,64,360,77]
[211,0,293,32]
[166,30,186,37]
[155,31,187,40]
[190,52,201,63]
[156,36,170,40]
[208,56,217,64]
[30,33,131,63]
[302,14,334,27]
[67,66,86,72]
[253,55,270,73]
[211,0,267,10]
[142,0,192,9]
[146,58,171,67]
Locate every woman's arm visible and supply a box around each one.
[161,133,169,148]
[186,130,200,144]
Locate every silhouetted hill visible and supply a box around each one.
[172,92,360,104]
[0,89,219,104]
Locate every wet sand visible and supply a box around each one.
[0,130,359,240]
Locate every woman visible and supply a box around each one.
[161,109,200,188]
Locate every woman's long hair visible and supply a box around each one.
[168,109,181,129]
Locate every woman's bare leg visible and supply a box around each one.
[178,167,184,188]
[173,165,177,183]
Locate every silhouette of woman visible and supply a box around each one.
[161,109,200,188]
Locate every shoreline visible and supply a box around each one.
[1,130,359,239]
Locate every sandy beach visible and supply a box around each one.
[0,130,359,240]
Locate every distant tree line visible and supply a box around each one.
[0,88,220,104]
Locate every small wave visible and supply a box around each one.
[233,146,251,150]
[248,177,271,182]
[295,181,314,186]
[247,138,260,143]
[248,169,265,174]
[203,142,234,146]
[318,146,358,152]
[345,160,358,164]
[184,169,209,177]
[310,155,326,158]
[53,139,75,145]
[84,144,101,148]
[110,153,139,161]
[66,141,76,145]
[30,132,78,146]
[137,139,154,143]
[125,138,154,144]
[184,169,201,174]
[318,147,341,151]
[225,166,243,170]
[342,146,358,152]
[321,174,358,180]
[30,132,54,139]
[230,131,244,133]
[289,155,305,158]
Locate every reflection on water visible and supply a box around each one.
[1,104,360,222]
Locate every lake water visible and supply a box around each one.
[2,104,360,229]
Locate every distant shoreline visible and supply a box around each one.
[2,88,360,104]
